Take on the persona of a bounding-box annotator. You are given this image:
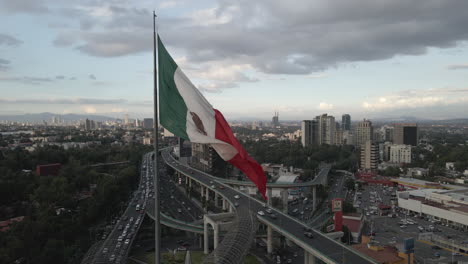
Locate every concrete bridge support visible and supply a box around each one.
[204,222,209,254]
[304,252,317,264]
[312,186,317,212]
[267,225,273,254]
[222,198,227,211]
[214,193,219,207]
[281,189,288,213]
[205,187,210,201]
[267,188,273,206]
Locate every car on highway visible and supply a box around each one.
[257,211,265,216]
[234,202,239,207]
[269,213,277,219]
[266,208,273,214]
[304,232,314,238]
[234,195,240,199]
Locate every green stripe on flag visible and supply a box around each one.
[158,35,189,140]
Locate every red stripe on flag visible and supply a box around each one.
[213,109,267,200]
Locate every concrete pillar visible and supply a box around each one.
[267,226,273,254]
[222,199,227,210]
[282,189,288,213]
[213,225,219,249]
[229,204,233,213]
[189,178,192,188]
[312,186,317,212]
[267,188,273,206]
[201,186,205,198]
[204,222,209,254]
[206,187,210,200]
[305,252,316,264]
[215,193,219,207]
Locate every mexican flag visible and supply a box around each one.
[158,36,267,199]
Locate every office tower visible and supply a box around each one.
[85,118,92,131]
[272,112,280,128]
[124,113,129,125]
[389,144,412,164]
[360,140,378,170]
[354,119,373,148]
[315,114,335,145]
[191,143,227,176]
[143,118,154,129]
[393,123,418,146]
[301,120,318,147]
[342,114,351,131]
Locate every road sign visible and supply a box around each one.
[332,199,343,212]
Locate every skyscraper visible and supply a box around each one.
[143,118,154,129]
[301,120,318,147]
[271,112,280,128]
[124,113,129,125]
[315,114,335,145]
[354,119,373,148]
[393,123,418,146]
[342,114,351,131]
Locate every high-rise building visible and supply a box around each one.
[124,113,129,125]
[143,118,154,129]
[272,112,280,128]
[301,120,318,147]
[393,123,418,146]
[354,119,373,148]
[360,140,378,170]
[389,144,412,164]
[191,143,228,176]
[342,114,351,131]
[316,114,335,145]
[85,118,92,130]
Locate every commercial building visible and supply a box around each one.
[389,144,412,164]
[397,188,468,230]
[342,114,351,131]
[36,163,61,176]
[354,119,373,148]
[271,112,280,128]
[361,140,378,170]
[393,123,418,146]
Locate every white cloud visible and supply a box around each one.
[361,87,468,111]
[83,105,97,113]
[318,102,333,110]
[159,1,177,9]
[111,108,127,113]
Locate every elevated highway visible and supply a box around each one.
[161,149,377,264]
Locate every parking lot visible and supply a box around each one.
[357,183,468,263]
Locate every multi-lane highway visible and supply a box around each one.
[85,153,153,264]
[161,149,377,264]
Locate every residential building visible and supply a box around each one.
[354,119,373,148]
[191,143,228,177]
[316,113,335,145]
[361,140,378,170]
[393,123,418,146]
[389,144,412,164]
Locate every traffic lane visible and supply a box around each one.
[163,151,375,264]
[259,213,375,264]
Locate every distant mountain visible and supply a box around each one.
[0,112,116,123]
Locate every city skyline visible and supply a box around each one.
[2,0,468,120]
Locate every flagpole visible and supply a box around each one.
[152,11,161,264]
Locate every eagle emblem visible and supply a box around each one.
[190,111,207,135]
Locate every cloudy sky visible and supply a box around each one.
[1,0,468,120]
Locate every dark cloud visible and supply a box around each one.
[0,34,23,46]
[0,76,53,85]
[0,0,49,14]
[447,64,468,70]
[89,74,96,80]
